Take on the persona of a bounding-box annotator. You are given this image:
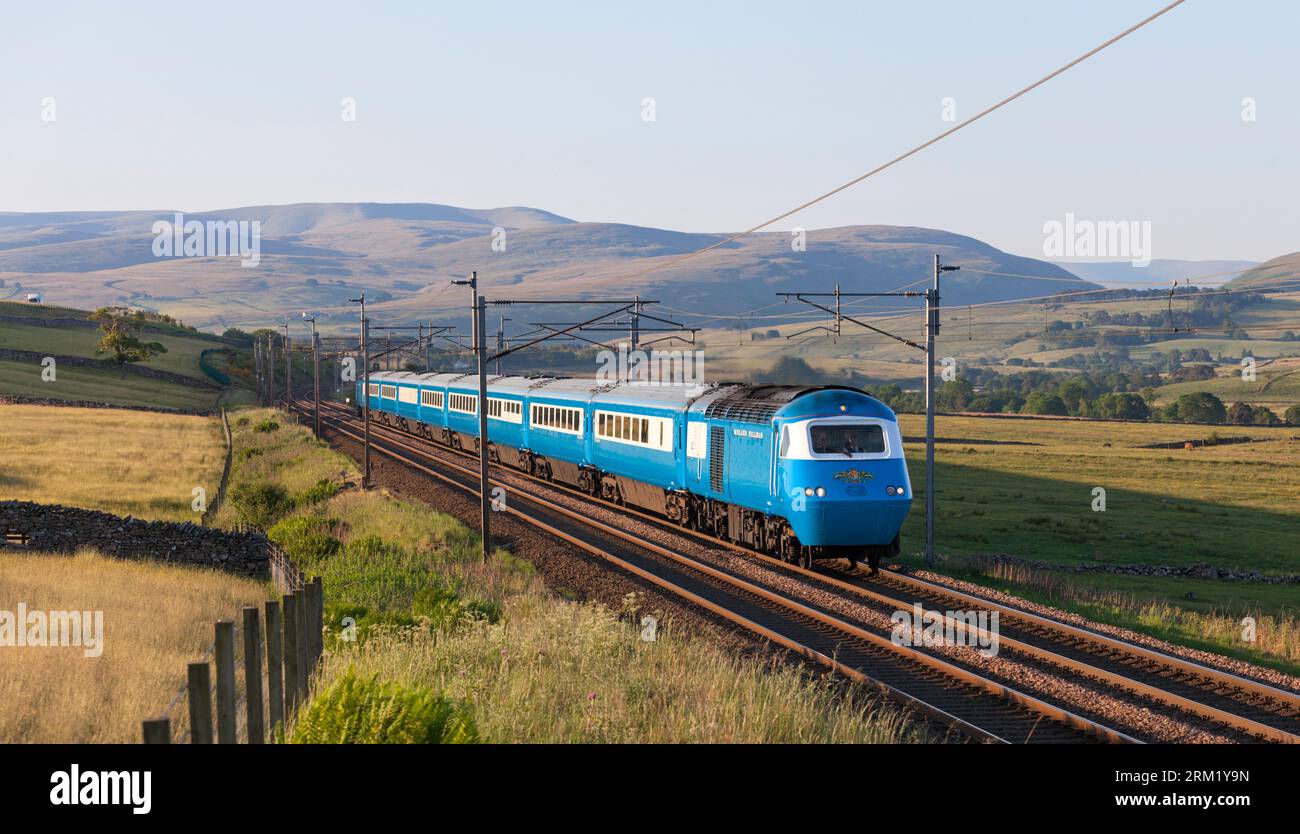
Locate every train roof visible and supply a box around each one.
[365,371,892,420]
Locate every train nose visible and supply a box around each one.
[787,489,911,547]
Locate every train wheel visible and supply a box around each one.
[797,550,810,570]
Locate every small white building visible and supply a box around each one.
[26,293,42,304]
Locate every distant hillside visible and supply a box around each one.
[1226,252,1300,290]
[0,202,1098,332]
[0,300,230,411]
[1053,259,1257,288]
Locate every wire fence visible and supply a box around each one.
[141,547,322,744]
[200,409,233,527]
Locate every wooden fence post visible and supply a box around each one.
[265,600,284,739]
[214,621,237,744]
[294,586,309,697]
[308,576,324,668]
[187,662,213,744]
[242,607,265,745]
[283,593,300,716]
[315,576,325,664]
[142,718,170,744]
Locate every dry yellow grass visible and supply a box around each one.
[0,404,225,521]
[0,548,267,743]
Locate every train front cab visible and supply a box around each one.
[773,392,912,564]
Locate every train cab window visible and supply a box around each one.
[810,424,885,456]
[779,426,790,457]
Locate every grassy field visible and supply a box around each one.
[894,413,1300,636]
[0,358,220,410]
[1146,358,1300,411]
[0,548,267,743]
[0,300,235,411]
[0,404,226,522]
[220,408,929,743]
[0,321,222,380]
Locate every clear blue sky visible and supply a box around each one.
[3,1,1295,261]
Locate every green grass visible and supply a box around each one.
[1149,361,1300,410]
[896,414,1300,577]
[0,357,219,410]
[0,320,219,379]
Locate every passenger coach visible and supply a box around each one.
[358,372,911,571]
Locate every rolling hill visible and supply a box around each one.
[1226,252,1300,290]
[0,202,1101,333]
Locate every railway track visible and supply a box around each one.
[291,399,1299,743]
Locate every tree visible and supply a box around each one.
[1056,376,1094,415]
[1093,392,1149,421]
[89,306,167,375]
[222,327,255,346]
[1172,391,1226,424]
[1284,404,1300,426]
[1022,392,1068,416]
[1227,401,1255,425]
[1252,406,1280,426]
[935,378,975,411]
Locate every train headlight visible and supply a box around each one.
[886,485,898,495]
[815,487,826,497]
[804,487,815,497]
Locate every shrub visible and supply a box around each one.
[291,669,478,744]
[268,515,342,564]
[229,481,294,528]
[236,447,264,462]
[412,581,502,631]
[1284,404,1300,426]
[297,478,340,506]
[253,419,280,433]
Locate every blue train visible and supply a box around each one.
[357,372,911,570]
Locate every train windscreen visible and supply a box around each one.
[810,424,885,456]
